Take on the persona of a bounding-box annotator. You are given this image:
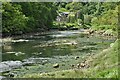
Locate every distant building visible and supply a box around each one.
[56,12,70,22]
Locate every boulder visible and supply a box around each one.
[0,63,10,72]
[102,29,113,36]
[2,61,22,68]
[8,73,15,77]
[76,63,80,68]
[80,63,86,67]
[53,63,59,68]
[0,76,6,79]
[0,61,22,72]
[75,56,79,60]
[71,64,75,67]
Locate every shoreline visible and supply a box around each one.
[1,29,117,40]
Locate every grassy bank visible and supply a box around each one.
[16,39,119,78]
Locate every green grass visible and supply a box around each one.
[16,39,119,78]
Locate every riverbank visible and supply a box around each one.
[17,39,119,78]
[1,28,117,42]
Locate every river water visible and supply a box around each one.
[1,30,115,77]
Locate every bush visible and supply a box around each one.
[84,15,92,25]
[92,25,116,31]
[67,13,76,23]
[59,8,68,12]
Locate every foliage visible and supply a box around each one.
[67,13,76,23]
[56,2,118,31]
[53,21,79,29]
[84,15,92,25]
[2,2,57,35]
[59,8,68,12]
[2,2,118,35]
[2,2,28,34]
[92,9,118,30]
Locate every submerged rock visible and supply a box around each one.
[63,42,77,45]
[15,52,25,56]
[22,62,35,66]
[8,73,15,77]
[75,56,79,60]
[53,63,59,68]
[71,64,75,68]
[22,58,50,65]
[80,63,86,67]
[76,63,80,68]
[12,39,30,43]
[6,52,16,54]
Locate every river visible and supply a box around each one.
[1,30,115,77]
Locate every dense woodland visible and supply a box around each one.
[2,2,57,35]
[2,2,118,36]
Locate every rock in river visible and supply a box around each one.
[0,76,6,79]
[0,61,22,72]
[75,56,79,60]
[53,63,59,68]
[0,63,10,72]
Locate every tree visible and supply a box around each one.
[2,2,28,35]
[2,2,57,35]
